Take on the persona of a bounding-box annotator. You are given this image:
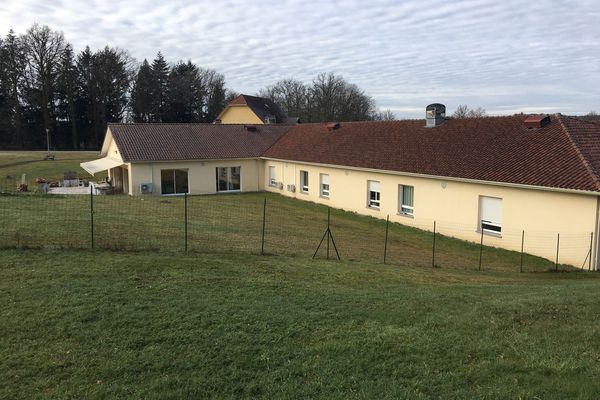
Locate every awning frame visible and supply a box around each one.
[80,157,125,176]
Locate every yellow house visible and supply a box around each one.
[81,104,600,269]
[216,94,298,124]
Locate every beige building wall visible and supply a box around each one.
[263,158,599,268]
[128,158,262,196]
[219,106,263,124]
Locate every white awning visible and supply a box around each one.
[80,157,124,176]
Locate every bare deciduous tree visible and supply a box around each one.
[21,24,65,147]
[452,104,486,118]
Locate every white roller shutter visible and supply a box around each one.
[480,196,502,233]
[368,180,380,192]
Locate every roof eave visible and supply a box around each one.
[260,156,600,196]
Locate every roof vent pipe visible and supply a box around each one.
[425,103,446,127]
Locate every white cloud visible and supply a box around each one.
[1,0,599,117]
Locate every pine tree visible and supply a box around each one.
[150,51,169,122]
[76,46,95,148]
[130,59,154,122]
[56,44,79,148]
[164,60,201,123]
[2,30,26,147]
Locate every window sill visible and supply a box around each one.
[320,195,330,200]
[367,206,380,211]
[477,229,502,238]
[397,212,414,219]
[217,189,241,194]
[300,190,309,195]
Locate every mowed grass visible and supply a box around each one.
[0,151,96,190]
[0,192,562,272]
[1,249,599,399]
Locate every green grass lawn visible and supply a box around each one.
[1,249,599,399]
[0,151,96,191]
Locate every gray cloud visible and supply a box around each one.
[1,0,599,117]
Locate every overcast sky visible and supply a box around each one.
[1,0,599,118]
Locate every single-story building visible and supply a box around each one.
[81,123,289,195]
[81,99,600,269]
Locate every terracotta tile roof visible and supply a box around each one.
[263,115,600,192]
[219,94,293,124]
[108,123,289,162]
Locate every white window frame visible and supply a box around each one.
[320,174,330,198]
[399,185,414,216]
[300,170,309,193]
[368,180,381,209]
[268,166,276,187]
[479,196,502,235]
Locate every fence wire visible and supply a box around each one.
[0,191,594,272]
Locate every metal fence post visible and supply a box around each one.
[383,215,389,264]
[520,230,524,273]
[261,198,266,255]
[555,233,560,271]
[90,185,94,249]
[589,232,594,271]
[184,193,188,253]
[478,228,484,271]
[327,208,331,260]
[432,221,436,268]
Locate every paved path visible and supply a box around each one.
[48,186,90,195]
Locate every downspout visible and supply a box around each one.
[595,196,600,271]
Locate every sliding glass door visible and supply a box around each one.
[216,167,241,192]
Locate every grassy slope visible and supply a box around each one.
[0,151,96,190]
[0,192,562,272]
[1,249,599,399]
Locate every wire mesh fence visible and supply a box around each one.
[0,191,594,273]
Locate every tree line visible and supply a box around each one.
[0,24,394,151]
[0,24,235,150]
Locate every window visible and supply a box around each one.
[479,196,502,234]
[161,169,188,195]
[399,185,414,215]
[269,166,276,187]
[320,174,330,198]
[368,180,381,208]
[216,167,241,192]
[300,170,309,193]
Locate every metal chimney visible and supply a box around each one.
[425,103,446,127]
